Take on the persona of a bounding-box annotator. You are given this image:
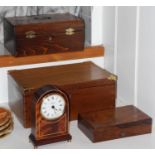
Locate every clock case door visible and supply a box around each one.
[30,85,71,143]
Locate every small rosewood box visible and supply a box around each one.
[4,13,85,57]
[78,105,152,143]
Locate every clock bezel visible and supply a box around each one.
[40,92,66,121]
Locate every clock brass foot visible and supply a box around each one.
[67,139,71,142]
[34,145,37,149]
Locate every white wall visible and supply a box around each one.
[137,7,155,118]
[102,6,115,73]
[91,7,103,46]
[104,6,155,124]
[103,6,138,106]
[116,6,138,105]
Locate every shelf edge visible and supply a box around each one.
[0,45,104,67]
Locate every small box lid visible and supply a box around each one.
[78,105,152,129]
[5,13,82,26]
[8,61,116,94]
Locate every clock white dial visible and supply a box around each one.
[40,93,65,120]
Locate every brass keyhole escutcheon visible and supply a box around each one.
[65,28,75,35]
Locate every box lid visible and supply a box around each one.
[5,13,82,26]
[78,105,152,130]
[8,61,116,94]
[5,13,85,39]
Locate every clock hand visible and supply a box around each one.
[54,108,58,111]
[53,106,58,111]
[51,105,56,113]
[51,105,59,114]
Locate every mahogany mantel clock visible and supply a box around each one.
[29,85,72,148]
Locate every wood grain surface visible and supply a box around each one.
[78,105,152,143]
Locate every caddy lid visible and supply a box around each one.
[8,61,117,94]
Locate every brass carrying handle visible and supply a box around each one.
[65,28,75,35]
[25,31,36,39]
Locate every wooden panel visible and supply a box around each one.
[9,61,112,92]
[68,85,116,120]
[0,46,104,67]
[78,105,152,143]
[15,31,84,57]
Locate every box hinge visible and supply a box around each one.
[107,75,117,81]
